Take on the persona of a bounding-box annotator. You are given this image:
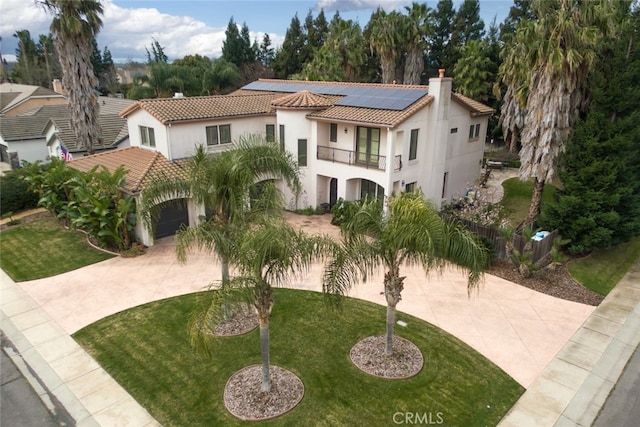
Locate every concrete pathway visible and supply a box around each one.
[499,260,640,426]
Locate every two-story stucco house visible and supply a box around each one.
[119,72,492,232]
[69,71,492,245]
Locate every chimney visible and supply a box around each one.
[173,92,184,98]
[52,79,65,94]
[438,68,445,79]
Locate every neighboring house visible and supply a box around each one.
[0,95,133,169]
[121,72,493,212]
[0,82,66,117]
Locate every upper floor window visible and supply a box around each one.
[409,129,419,160]
[266,124,275,143]
[206,124,231,146]
[450,127,458,134]
[330,123,338,142]
[140,126,156,148]
[468,124,480,140]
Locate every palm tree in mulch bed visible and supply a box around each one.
[323,191,490,378]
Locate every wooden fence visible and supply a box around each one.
[444,214,558,265]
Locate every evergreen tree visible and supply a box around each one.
[99,46,119,94]
[426,0,456,76]
[146,38,168,64]
[11,30,47,85]
[449,0,485,72]
[273,14,306,78]
[258,33,275,66]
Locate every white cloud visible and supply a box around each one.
[0,0,283,64]
[316,0,411,13]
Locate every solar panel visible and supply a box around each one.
[242,81,428,111]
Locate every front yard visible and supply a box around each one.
[0,216,114,281]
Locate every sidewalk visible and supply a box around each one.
[499,260,640,426]
[1,269,159,427]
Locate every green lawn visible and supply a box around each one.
[568,237,640,296]
[74,289,524,426]
[0,218,114,281]
[500,177,557,226]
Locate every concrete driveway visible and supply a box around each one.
[15,213,595,388]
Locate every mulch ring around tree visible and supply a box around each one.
[350,335,424,379]
[197,304,259,337]
[223,365,304,421]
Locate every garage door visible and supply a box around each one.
[155,200,189,239]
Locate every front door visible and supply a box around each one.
[329,178,338,207]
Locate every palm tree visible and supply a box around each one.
[324,192,489,356]
[402,2,433,85]
[140,135,301,318]
[219,218,332,392]
[500,0,620,227]
[369,8,401,84]
[40,0,103,155]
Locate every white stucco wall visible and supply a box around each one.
[6,138,48,164]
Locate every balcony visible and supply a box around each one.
[317,146,402,172]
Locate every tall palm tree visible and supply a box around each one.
[40,0,103,155]
[324,192,490,356]
[220,218,332,392]
[402,2,432,85]
[369,8,401,84]
[140,135,301,317]
[500,0,619,227]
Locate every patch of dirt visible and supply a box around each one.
[223,365,304,421]
[487,259,604,306]
[350,335,423,379]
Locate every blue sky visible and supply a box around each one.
[1,0,510,64]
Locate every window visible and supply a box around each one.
[356,126,380,167]
[266,124,275,142]
[206,125,232,146]
[442,172,448,198]
[450,128,458,134]
[298,139,307,166]
[140,126,155,147]
[468,124,480,140]
[330,123,338,142]
[279,124,285,150]
[409,129,419,160]
[360,179,384,200]
[405,182,416,193]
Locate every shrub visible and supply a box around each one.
[0,170,40,216]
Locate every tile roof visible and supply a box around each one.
[452,93,495,116]
[120,93,279,124]
[271,91,336,109]
[66,147,185,194]
[1,98,133,151]
[307,95,434,128]
[0,83,65,113]
[253,78,428,91]
[0,115,59,140]
[121,80,492,129]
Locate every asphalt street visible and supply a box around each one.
[593,343,640,427]
[1,333,74,427]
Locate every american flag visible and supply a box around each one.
[60,143,73,161]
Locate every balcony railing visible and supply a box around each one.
[317,146,402,172]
